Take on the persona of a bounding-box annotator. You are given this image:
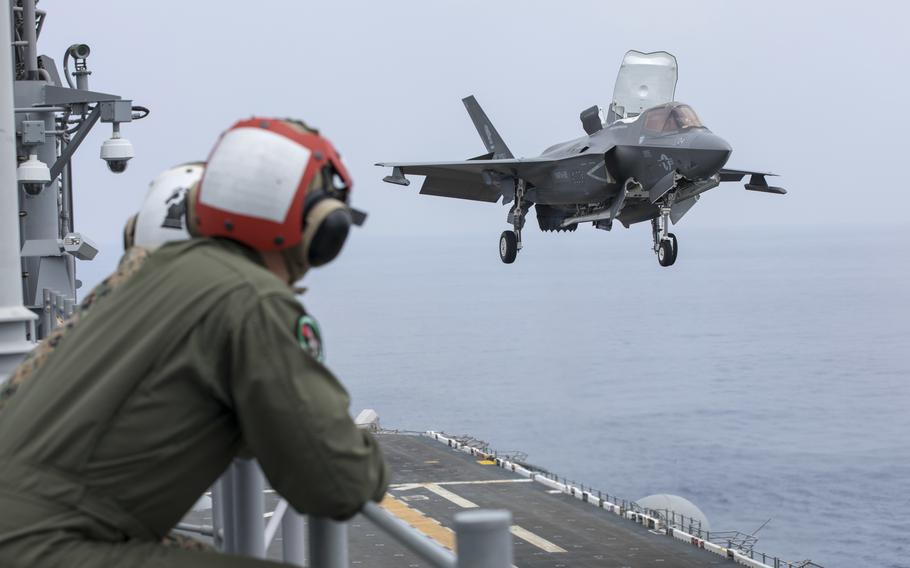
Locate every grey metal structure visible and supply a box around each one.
[0,0,35,380]
[0,0,145,381]
[379,51,786,267]
[186,470,515,567]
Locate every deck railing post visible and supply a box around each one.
[211,478,226,550]
[281,507,307,566]
[307,516,349,568]
[219,466,237,554]
[233,459,266,558]
[454,510,512,568]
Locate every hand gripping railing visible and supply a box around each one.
[179,459,514,568]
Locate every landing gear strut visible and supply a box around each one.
[500,178,528,264]
[652,206,678,267]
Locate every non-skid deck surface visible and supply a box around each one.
[184,433,724,567]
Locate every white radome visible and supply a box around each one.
[635,494,711,532]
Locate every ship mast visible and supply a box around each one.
[0,0,144,382]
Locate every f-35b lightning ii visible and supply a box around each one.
[378,51,786,266]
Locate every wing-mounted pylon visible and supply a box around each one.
[720,168,787,194]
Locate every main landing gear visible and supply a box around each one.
[652,206,678,267]
[499,179,528,264]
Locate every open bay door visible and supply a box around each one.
[608,51,678,123]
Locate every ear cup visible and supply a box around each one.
[308,207,352,266]
[122,214,138,250]
[300,198,351,268]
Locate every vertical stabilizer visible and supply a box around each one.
[462,95,513,159]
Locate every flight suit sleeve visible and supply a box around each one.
[229,291,388,520]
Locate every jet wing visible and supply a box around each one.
[719,168,787,194]
[377,155,594,203]
[378,158,526,181]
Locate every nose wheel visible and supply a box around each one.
[499,178,527,264]
[657,233,678,266]
[652,208,678,267]
[499,230,518,263]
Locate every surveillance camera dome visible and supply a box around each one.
[107,159,128,173]
[17,153,50,193]
[22,182,45,195]
[100,137,134,174]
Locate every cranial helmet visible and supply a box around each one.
[123,162,204,251]
[186,118,360,281]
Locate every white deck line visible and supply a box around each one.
[510,525,567,553]
[425,430,780,568]
[423,483,479,508]
[390,479,533,490]
[422,481,568,555]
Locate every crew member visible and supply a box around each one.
[0,119,386,567]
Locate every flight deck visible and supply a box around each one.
[349,432,724,568]
[185,432,732,567]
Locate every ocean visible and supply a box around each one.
[302,225,910,568]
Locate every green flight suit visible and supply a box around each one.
[0,238,388,567]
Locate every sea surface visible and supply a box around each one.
[300,225,909,568]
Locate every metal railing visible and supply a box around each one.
[177,458,514,568]
[437,431,824,568]
[524,470,823,568]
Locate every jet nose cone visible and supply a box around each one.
[689,133,731,179]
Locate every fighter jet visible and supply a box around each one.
[378,51,785,267]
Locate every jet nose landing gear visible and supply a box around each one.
[652,207,678,267]
[499,230,518,263]
[499,178,527,264]
[657,233,678,266]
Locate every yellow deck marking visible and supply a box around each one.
[510,525,567,553]
[379,495,455,551]
[384,482,562,563]
[424,483,479,508]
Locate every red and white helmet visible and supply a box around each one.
[189,118,359,269]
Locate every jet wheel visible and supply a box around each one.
[667,233,678,265]
[658,238,676,267]
[499,231,518,264]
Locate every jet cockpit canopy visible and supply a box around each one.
[609,51,678,123]
[641,103,705,134]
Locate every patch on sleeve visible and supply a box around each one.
[297,315,324,362]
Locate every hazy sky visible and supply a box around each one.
[35,0,910,279]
